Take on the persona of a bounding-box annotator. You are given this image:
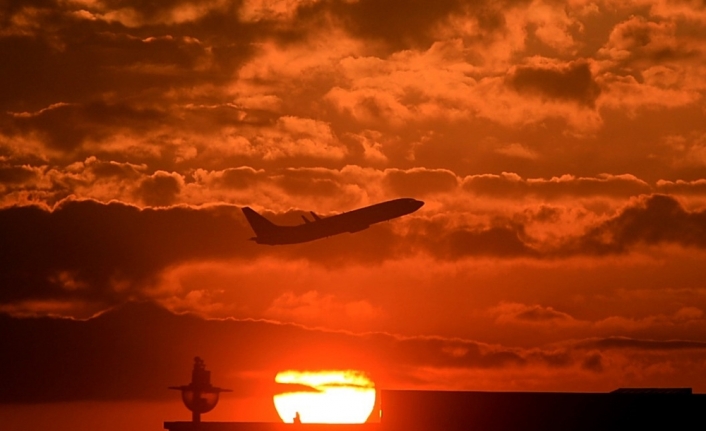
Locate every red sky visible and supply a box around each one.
[2,0,706,429]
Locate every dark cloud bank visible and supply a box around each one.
[4,301,704,404]
[0,200,248,307]
[0,301,521,403]
[1,194,705,309]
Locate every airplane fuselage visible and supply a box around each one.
[243,198,424,245]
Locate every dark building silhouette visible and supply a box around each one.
[381,389,705,431]
[165,388,706,431]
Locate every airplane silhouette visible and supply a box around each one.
[242,198,424,245]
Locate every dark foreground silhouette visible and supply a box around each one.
[165,388,706,431]
[380,389,704,431]
[242,198,424,245]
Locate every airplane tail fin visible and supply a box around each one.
[242,207,277,238]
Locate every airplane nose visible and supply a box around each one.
[412,199,424,210]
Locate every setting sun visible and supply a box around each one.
[273,370,376,424]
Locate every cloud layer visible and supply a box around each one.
[4,302,706,406]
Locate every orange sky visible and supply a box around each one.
[2,0,706,429]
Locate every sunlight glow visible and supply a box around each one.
[273,370,376,424]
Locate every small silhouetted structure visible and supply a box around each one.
[169,357,232,423]
[293,412,301,424]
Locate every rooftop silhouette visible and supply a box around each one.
[166,388,706,431]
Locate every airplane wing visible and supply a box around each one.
[348,224,369,233]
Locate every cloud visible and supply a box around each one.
[51,0,234,27]
[595,14,704,112]
[383,168,459,197]
[461,172,651,200]
[0,163,40,185]
[574,336,706,351]
[661,132,706,169]
[346,130,389,165]
[581,352,604,372]
[597,72,699,112]
[430,224,538,258]
[0,301,557,402]
[194,166,268,190]
[508,60,601,107]
[598,16,685,64]
[134,171,184,206]
[524,1,579,53]
[592,307,706,333]
[657,179,706,195]
[3,0,704,186]
[495,143,539,160]
[569,194,706,254]
[1,30,207,109]
[325,87,414,128]
[261,116,347,160]
[0,157,151,208]
[648,0,706,23]
[4,302,706,404]
[311,0,470,51]
[491,302,577,325]
[240,0,321,22]
[3,101,167,151]
[264,290,383,327]
[0,302,470,402]
[6,158,682,221]
[0,199,251,311]
[273,168,346,197]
